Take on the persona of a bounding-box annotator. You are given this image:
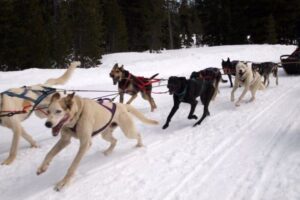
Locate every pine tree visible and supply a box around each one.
[45,0,73,68]
[265,14,277,44]
[179,0,193,47]
[103,0,128,53]
[142,0,165,52]
[71,0,104,67]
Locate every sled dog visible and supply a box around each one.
[0,61,79,165]
[231,62,265,106]
[37,93,158,191]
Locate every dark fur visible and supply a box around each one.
[162,76,215,129]
[252,62,279,87]
[109,63,158,111]
[221,58,239,87]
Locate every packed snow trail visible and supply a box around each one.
[0,45,299,200]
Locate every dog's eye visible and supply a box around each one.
[55,110,62,114]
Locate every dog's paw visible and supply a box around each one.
[1,156,15,165]
[235,102,241,107]
[30,143,39,148]
[188,115,198,120]
[54,180,67,192]
[36,165,48,175]
[193,122,199,127]
[162,124,169,129]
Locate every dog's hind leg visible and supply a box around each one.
[101,126,118,156]
[21,127,38,148]
[142,92,156,112]
[1,120,22,165]
[188,100,198,120]
[194,88,214,127]
[118,113,143,147]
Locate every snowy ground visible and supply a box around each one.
[0,45,299,200]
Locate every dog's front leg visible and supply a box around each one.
[188,100,198,120]
[230,80,239,102]
[236,86,249,106]
[37,133,71,175]
[54,137,90,191]
[119,92,124,103]
[162,99,180,129]
[126,94,137,104]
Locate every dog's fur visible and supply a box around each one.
[231,62,265,106]
[190,67,227,100]
[222,58,239,87]
[109,63,158,112]
[252,62,279,87]
[0,61,79,165]
[37,93,158,191]
[162,76,215,129]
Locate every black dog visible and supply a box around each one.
[252,62,279,87]
[162,76,215,129]
[221,58,239,87]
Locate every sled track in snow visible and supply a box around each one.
[161,82,300,200]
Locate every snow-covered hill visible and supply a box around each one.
[0,45,299,200]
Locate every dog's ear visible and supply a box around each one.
[119,65,124,70]
[64,92,75,110]
[113,63,118,68]
[227,57,230,62]
[50,93,60,103]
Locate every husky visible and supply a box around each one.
[37,93,158,191]
[0,61,79,165]
[252,62,279,87]
[231,62,265,106]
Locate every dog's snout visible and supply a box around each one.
[45,121,53,128]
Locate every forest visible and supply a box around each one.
[0,0,299,70]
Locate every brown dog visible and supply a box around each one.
[109,63,158,112]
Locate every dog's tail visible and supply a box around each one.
[149,73,159,80]
[126,104,159,125]
[44,61,80,86]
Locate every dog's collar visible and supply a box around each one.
[120,73,132,90]
[174,84,188,101]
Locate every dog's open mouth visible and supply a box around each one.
[52,115,69,137]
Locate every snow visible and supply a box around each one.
[0,44,299,200]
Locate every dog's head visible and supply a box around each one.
[167,76,187,95]
[190,71,200,80]
[45,92,76,137]
[236,62,249,77]
[109,63,125,85]
[222,58,232,68]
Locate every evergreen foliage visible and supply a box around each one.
[0,0,300,70]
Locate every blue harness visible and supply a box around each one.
[0,86,56,118]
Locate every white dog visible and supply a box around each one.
[0,61,79,165]
[37,93,158,191]
[231,62,265,106]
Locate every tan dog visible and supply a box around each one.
[0,61,79,165]
[231,62,265,106]
[37,93,158,191]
